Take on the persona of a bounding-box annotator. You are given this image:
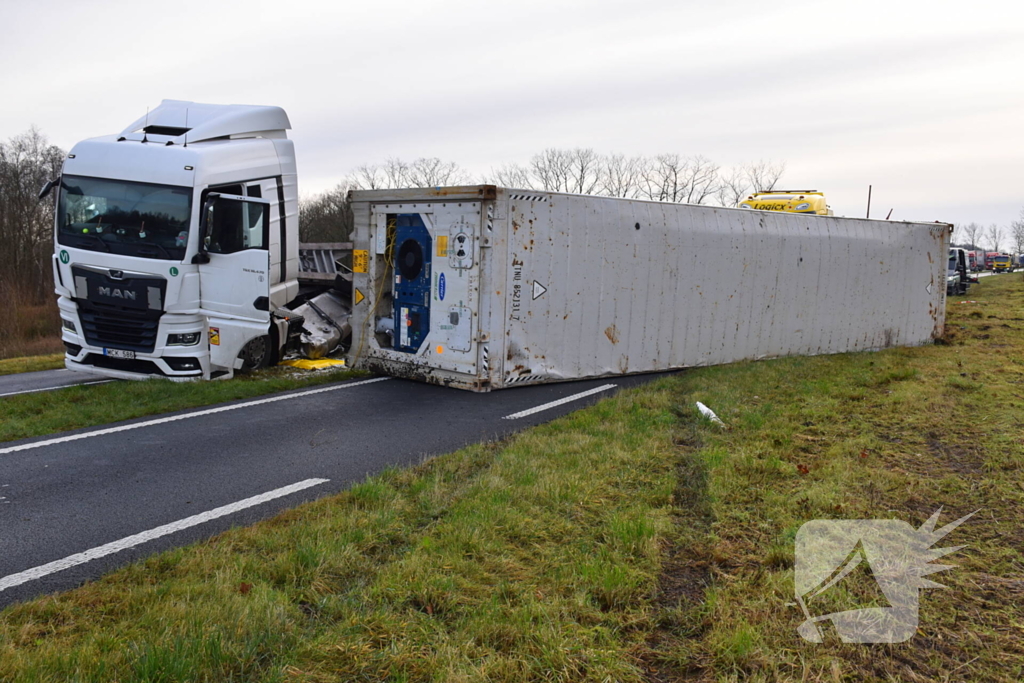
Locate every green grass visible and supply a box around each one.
[642,273,1024,682]
[1,276,1022,681]
[0,375,682,682]
[0,353,64,376]
[0,365,362,444]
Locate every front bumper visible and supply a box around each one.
[59,297,209,380]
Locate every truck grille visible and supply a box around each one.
[78,304,161,353]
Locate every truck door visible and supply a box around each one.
[196,192,272,371]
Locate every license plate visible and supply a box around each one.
[104,348,136,360]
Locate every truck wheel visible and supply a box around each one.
[239,335,271,372]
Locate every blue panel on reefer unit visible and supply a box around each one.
[392,214,432,353]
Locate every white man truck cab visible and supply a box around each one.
[48,100,300,380]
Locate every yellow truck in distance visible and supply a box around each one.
[993,254,1014,272]
[738,191,833,216]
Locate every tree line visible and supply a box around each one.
[7,123,1022,355]
[954,219,1024,257]
[0,129,65,357]
[300,149,786,241]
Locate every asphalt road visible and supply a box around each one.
[0,372,673,608]
[0,368,113,398]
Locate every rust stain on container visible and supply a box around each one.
[605,325,620,344]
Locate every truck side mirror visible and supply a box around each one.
[191,194,219,264]
[38,178,59,200]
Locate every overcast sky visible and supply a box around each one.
[2,0,1021,228]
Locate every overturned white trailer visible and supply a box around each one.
[348,186,949,391]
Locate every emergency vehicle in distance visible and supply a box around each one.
[737,191,833,216]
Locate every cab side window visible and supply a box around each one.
[201,184,267,255]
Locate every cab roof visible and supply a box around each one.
[119,100,290,145]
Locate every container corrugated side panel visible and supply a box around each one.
[495,192,946,389]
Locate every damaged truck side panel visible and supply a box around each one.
[348,186,949,392]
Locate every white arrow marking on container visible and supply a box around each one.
[0,478,330,593]
[0,376,390,456]
[503,384,617,420]
[532,281,547,300]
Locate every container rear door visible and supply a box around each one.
[366,203,482,381]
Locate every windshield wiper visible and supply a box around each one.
[74,233,110,252]
[135,242,173,259]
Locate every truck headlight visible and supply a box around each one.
[61,318,77,333]
[167,332,201,346]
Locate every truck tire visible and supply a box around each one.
[238,335,271,372]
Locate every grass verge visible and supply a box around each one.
[643,273,1024,682]
[0,375,682,681]
[0,353,65,377]
[0,365,361,444]
[0,275,1022,681]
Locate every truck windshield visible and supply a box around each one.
[57,175,192,261]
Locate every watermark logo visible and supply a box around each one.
[794,508,975,643]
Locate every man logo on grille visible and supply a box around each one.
[97,286,136,302]
[795,508,975,643]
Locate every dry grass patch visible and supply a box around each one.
[0,353,64,376]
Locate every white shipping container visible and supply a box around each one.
[348,187,949,391]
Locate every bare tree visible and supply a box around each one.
[681,155,720,204]
[0,127,65,300]
[382,158,410,188]
[600,154,644,198]
[350,164,387,190]
[986,223,1004,253]
[299,181,356,242]
[349,157,469,189]
[1011,208,1024,257]
[486,163,533,189]
[407,158,470,187]
[0,128,66,357]
[961,222,984,251]
[744,160,786,192]
[566,148,602,195]
[636,154,721,205]
[638,154,684,202]
[716,167,750,207]
[341,148,786,208]
[529,148,572,192]
[528,148,602,194]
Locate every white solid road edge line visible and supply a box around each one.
[502,384,618,420]
[0,379,114,399]
[0,478,330,594]
[0,376,391,456]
